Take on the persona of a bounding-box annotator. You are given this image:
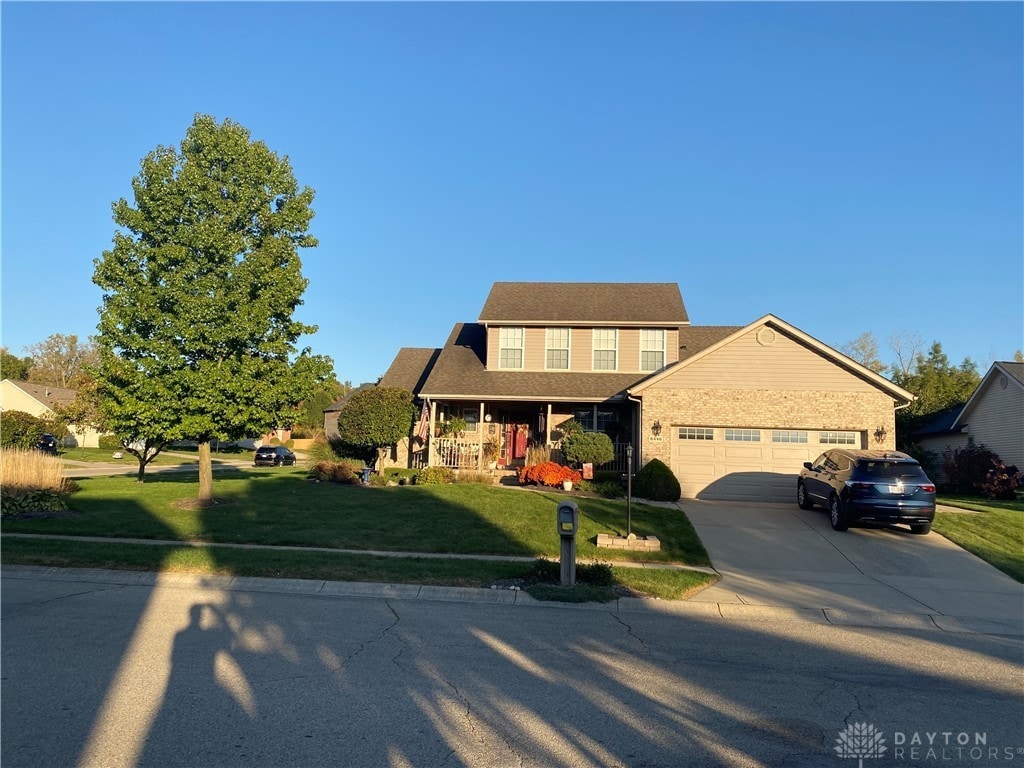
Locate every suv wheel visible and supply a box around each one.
[829,494,849,531]
[910,522,931,535]
[797,482,814,510]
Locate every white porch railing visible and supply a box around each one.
[433,438,483,469]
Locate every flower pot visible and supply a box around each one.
[562,480,573,491]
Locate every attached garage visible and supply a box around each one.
[630,315,916,504]
[670,427,862,502]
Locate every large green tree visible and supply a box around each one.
[25,333,99,389]
[0,347,33,380]
[93,115,332,498]
[892,342,980,444]
[335,387,415,468]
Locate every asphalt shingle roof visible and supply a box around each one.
[3,380,78,410]
[478,283,689,325]
[677,326,743,360]
[377,348,440,395]
[419,324,643,401]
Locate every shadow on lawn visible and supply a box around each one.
[2,471,1022,767]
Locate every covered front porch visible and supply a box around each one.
[417,399,637,473]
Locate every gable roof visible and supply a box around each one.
[677,326,743,360]
[377,348,440,396]
[324,383,375,413]
[910,404,965,438]
[952,361,1024,429]
[478,282,689,326]
[1,379,78,411]
[419,323,642,401]
[627,314,916,403]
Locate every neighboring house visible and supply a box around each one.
[912,361,1024,477]
[369,282,915,502]
[323,383,377,439]
[0,379,103,448]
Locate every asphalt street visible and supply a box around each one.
[2,567,1022,768]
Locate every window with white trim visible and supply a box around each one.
[498,327,524,369]
[772,430,808,444]
[725,428,761,442]
[678,427,714,440]
[819,431,858,446]
[545,328,570,370]
[462,409,479,433]
[640,329,666,372]
[592,329,617,370]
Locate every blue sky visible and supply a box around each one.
[3,2,1021,385]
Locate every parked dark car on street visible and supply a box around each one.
[253,445,296,467]
[37,433,58,454]
[797,449,936,534]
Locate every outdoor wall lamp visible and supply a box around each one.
[874,426,887,442]
[651,420,662,437]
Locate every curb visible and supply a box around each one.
[3,564,1020,637]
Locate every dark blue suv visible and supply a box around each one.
[797,449,936,534]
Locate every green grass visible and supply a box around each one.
[0,537,717,600]
[1,470,710,566]
[933,496,1023,583]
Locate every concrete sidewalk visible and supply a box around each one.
[3,562,1020,637]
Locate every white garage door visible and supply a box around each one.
[670,428,861,502]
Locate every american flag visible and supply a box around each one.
[415,401,430,441]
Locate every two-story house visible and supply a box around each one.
[374,281,915,502]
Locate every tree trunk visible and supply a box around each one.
[136,457,147,483]
[198,440,213,502]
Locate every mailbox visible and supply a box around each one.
[557,500,578,537]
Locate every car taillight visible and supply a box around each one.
[919,484,936,492]
[846,481,875,491]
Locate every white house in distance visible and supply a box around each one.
[0,379,103,448]
[912,361,1024,473]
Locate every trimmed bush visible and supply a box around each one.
[633,458,681,502]
[0,410,48,450]
[562,431,615,467]
[416,466,456,485]
[98,434,123,450]
[578,480,624,499]
[382,468,418,483]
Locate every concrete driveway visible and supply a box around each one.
[682,499,1023,629]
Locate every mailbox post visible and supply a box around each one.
[557,500,579,586]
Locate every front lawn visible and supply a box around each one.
[1,469,711,566]
[933,496,1023,583]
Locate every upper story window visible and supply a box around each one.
[499,327,524,369]
[640,329,666,372]
[592,329,617,371]
[545,328,570,370]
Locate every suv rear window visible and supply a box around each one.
[855,461,927,480]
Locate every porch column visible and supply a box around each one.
[427,400,437,466]
[545,403,552,446]
[479,402,486,468]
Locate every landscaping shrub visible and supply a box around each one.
[562,431,615,467]
[367,473,389,487]
[982,461,1020,501]
[525,445,551,466]
[594,470,621,484]
[1,448,71,518]
[455,470,493,485]
[0,411,48,450]
[903,443,940,482]
[578,479,624,499]
[309,460,361,485]
[633,458,681,502]
[518,462,582,488]
[942,445,1001,495]
[416,466,456,485]
[98,434,123,450]
[382,468,418,484]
